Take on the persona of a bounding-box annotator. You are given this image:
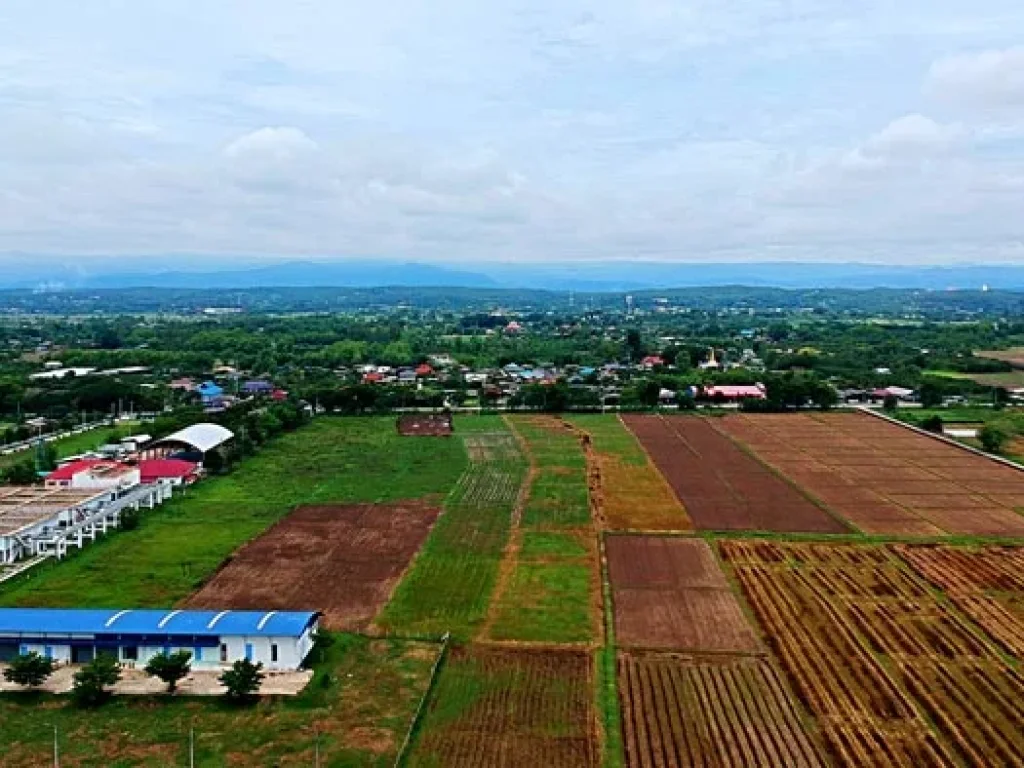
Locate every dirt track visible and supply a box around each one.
[184,502,440,631]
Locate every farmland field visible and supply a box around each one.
[716,411,1024,536]
[377,417,527,639]
[0,633,438,768]
[0,418,466,608]
[486,416,598,644]
[720,540,1024,766]
[896,544,1024,656]
[606,536,760,652]
[408,645,599,767]
[184,501,441,631]
[619,652,824,768]
[622,415,846,533]
[566,414,692,531]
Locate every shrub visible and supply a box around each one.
[72,654,122,708]
[144,650,192,693]
[219,658,265,702]
[979,422,1011,454]
[920,415,944,434]
[2,652,55,688]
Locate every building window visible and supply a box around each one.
[219,643,228,663]
[122,646,139,662]
[271,644,278,663]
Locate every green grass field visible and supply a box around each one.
[564,414,648,466]
[377,416,527,640]
[0,425,126,473]
[487,417,596,644]
[0,633,438,768]
[0,418,466,608]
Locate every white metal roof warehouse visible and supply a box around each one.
[147,423,234,455]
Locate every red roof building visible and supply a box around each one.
[139,458,200,485]
[641,355,665,369]
[415,364,433,377]
[271,389,288,401]
[363,372,384,384]
[704,384,767,401]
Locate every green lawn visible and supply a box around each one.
[564,414,648,466]
[377,417,527,639]
[0,425,126,473]
[0,418,466,608]
[0,633,437,768]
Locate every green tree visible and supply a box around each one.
[921,415,944,434]
[918,379,944,408]
[144,650,192,693]
[1,458,37,485]
[2,652,55,689]
[979,422,1011,454]
[883,394,899,411]
[72,653,122,708]
[219,658,265,703]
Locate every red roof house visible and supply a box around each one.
[641,355,665,369]
[704,384,767,401]
[415,364,433,377]
[139,458,200,485]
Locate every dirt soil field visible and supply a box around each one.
[720,540,1024,767]
[184,502,440,631]
[622,415,848,533]
[606,536,761,652]
[619,652,825,767]
[716,412,1024,537]
[409,645,599,767]
[398,413,454,436]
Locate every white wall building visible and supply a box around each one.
[0,609,319,670]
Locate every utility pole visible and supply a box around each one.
[53,725,59,767]
[189,727,194,768]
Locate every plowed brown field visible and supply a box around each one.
[607,536,760,652]
[409,646,599,767]
[619,652,825,767]
[720,540,1024,767]
[716,412,1024,536]
[622,415,847,533]
[184,502,440,630]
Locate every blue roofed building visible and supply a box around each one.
[196,381,224,403]
[0,608,319,670]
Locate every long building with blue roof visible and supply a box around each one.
[0,608,319,670]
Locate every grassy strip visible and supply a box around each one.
[0,426,126,472]
[564,414,648,466]
[597,534,625,768]
[487,417,596,644]
[0,633,438,768]
[0,417,466,607]
[377,417,527,640]
[394,635,452,768]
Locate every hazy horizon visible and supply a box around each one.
[1,2,1023,265]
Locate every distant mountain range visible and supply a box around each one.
[2,257,1024,292]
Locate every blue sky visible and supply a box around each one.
[1,0,1023,266]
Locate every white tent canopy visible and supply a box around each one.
[149,423,234,453]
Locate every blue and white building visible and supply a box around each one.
[0,609,319,671]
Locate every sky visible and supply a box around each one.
[1,1,1023,268]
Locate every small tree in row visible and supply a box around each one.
[219,658,265,703]
[72,654,122,708]
[144,650,193,693]
[2,652,55,689]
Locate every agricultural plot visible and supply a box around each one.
[606,536,760,652]
[377,419,527,639]
[398,413,454,436]
[408,645,599,767]
[184,502,440,631]
[0,418,466,608]
[619,652,824,768]
[566,414,692,531]
[0,634,438,768]
[716,411,1024,536]
[720,540,1024,767]
[622,415,846,534]
[896,544,1024,657]
[486,416,598,644]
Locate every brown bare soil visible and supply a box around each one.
[720,540,1024,767]
[715,412,1024,537]
[607,536,761,652]
[184,502,440,630]
[619,651,825,767]
[410,645,599,767]
[397,413,454,436]
[622,415,848,533]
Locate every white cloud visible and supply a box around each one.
[928,47,1024,109]
[2,1,1024,264]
